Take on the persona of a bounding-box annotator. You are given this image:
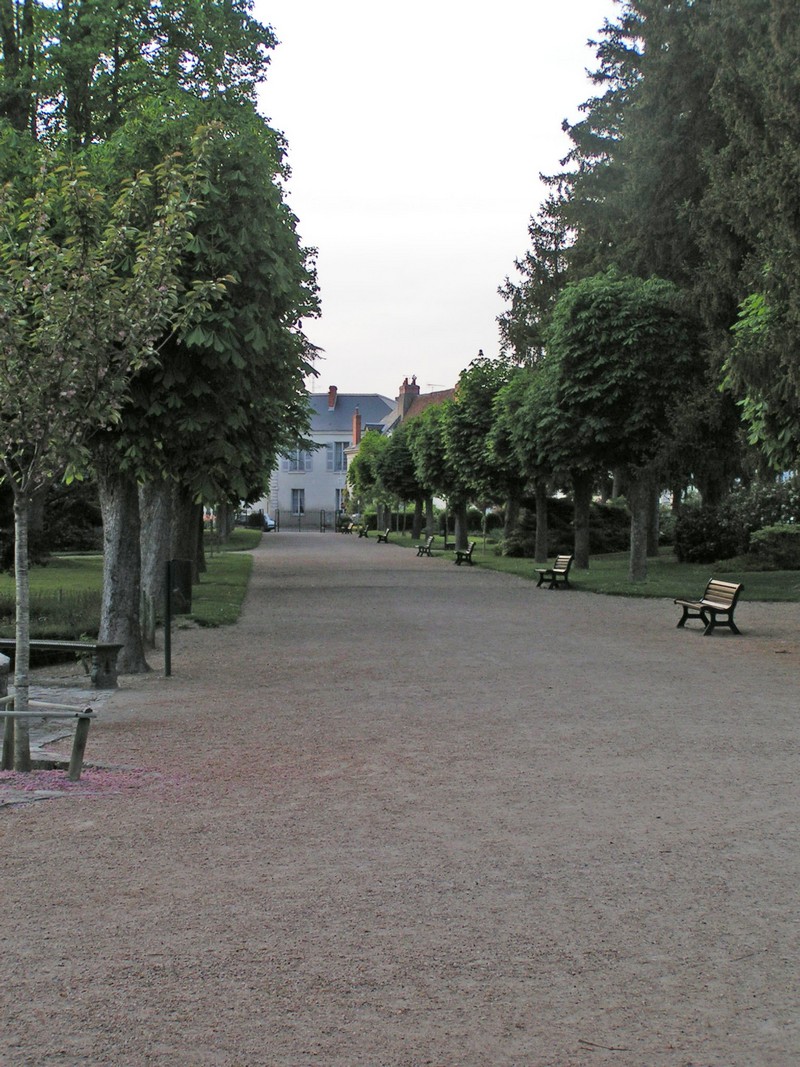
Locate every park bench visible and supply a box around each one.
[416,536,434,557]
[1,699,96,781]
[535,554,574,589]
[0,638,123,688]
[357,525,369,538]
[454,542,476,566]
[674,578,744,636]
[376,528,391,543]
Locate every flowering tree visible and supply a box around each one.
[0,133,215,768]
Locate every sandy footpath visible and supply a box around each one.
[1,533,798,1067]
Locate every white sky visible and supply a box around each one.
[253,0,617,399]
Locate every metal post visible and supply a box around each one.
[164,560,172,677]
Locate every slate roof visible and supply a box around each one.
[308,392,394,433]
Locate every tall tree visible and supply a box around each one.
[546,270,699,580]
[0,132,213,765]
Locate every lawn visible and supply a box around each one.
[0,527,261,638]
[394,535,800,602]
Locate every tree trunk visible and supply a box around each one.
[412,497,423,540]
[12,491,31,770]
[504,492,521,547]
[139,480,173,648]
[453,499,469,552]
[172,486,202,581]
[572,470,593,570]
[628,475,649,582]
[217,505,233,542]
[647,481,660,558]
[534,478,549,563]
[97,465,149,674]
[425,497,434,538]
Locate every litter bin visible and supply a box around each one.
[168,558,193,613]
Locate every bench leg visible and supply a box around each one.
[68,715,92,781]
[2,716,13,770]
[91,651,119,689]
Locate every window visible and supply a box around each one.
[282,448,313,473]
[291,488,305,515]
[326,441,348,472]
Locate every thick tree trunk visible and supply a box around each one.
[139,480,173,648]
[98,466,149,674]
[425,497,434,538]
[412,497,423,540]
[647,481,660,558]
[504,492,521,547]
[572,470,593,570]
[217,505,233,542]
[453,499,469,552]
[628,475,650,582]
[12,492,31,769]
[172,486,202,581]
[534,478,549,563]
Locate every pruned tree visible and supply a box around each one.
[0,131,216,766]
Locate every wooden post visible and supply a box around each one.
[68,711,93,782]
[1,716,13,770]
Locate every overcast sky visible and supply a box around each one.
[253,0,617,400]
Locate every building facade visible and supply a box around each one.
[261,386,394,522]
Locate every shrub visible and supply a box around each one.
[748,524,800,569]
[674,505,740,563]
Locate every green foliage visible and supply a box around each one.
[545,270,698,475]
[748,525,800,570]
[504,496,629,558]
[674,506,740,564]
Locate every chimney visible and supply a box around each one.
[352,406,362,446]
[328,385,338,410]
[398,374,420,417]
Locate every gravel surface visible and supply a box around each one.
[1,533,799,1066]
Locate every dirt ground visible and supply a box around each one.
[1,533,799,1067]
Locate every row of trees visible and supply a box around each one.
[351,1,800,578]
[0,1,317,765]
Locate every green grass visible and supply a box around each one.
[0,526,261,637]
[400,536,800,601]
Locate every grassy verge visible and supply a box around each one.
[189,530,259,627]
[396,536,800,602]
[0,527,261,637]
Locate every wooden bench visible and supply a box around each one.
[416,536,434,557]
[536,554,574,589]
[454,541,476,566]
[0,638,123,688]
[1,700,96,780]
[357,525,369,538]
[674,578,744,636]
[376,528,391,543]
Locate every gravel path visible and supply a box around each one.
[1,533,799,1066]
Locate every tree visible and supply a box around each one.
[1,0,276,143]
[374,423,427,537]
[407,402,471,550]
[0,132,215,767]
[698,0,800,473]
[445,355,523,543]
[545,270,699,580]
[89,106,318,666]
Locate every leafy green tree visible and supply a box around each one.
[407,401,472,550]
[546,270,699,580]
[1,0,275,143]
[346,429,390,515]
[0,133,212,765]
[699,0,800,473]
[445,356,524,543]
[374,423,427,537]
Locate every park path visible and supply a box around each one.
[1,532,799,1066]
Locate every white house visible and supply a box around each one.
[261,386,394,522]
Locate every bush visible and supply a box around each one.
[502,496,630,557]
[674,506,740,563]
[748,524,800,569]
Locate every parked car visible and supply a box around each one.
[263,513,276,531]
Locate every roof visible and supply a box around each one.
[308,392,394,433]
[381,387,456,432]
